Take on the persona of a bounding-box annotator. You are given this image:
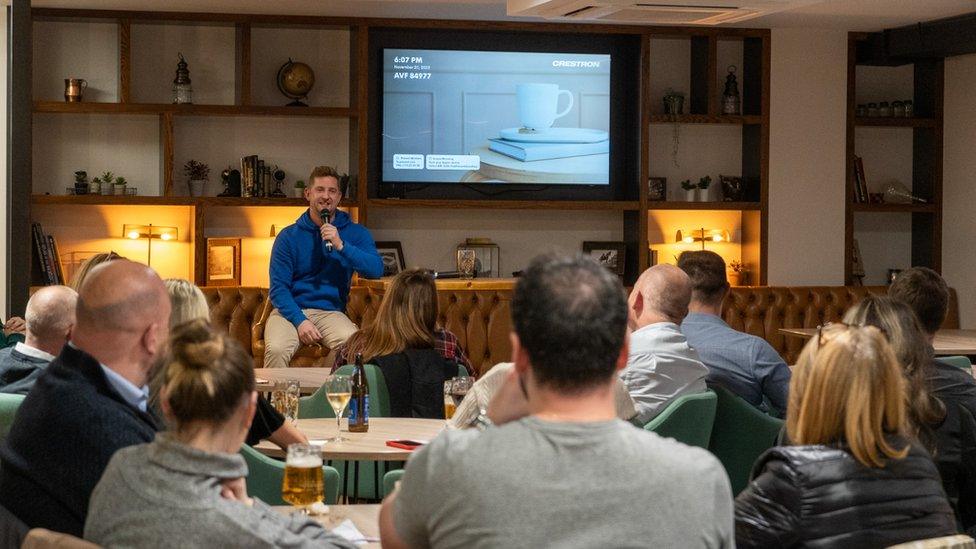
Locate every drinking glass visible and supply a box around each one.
[281,443,324,514]
[284,379,301,425]
[324,374,352,443]
[443,379,457,419]
[451,377,474,408]
[270,380,288,416]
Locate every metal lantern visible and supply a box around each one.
[172,53,193,105]
[456,238,500,278]
[721,65,740,115]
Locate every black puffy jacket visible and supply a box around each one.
[735,441,957,548]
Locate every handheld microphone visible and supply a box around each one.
[320,209,333,252]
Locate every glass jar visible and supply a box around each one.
[867,102,878,117]
[904,100,914,117]
[892,100,905,117]
[879,101,891,117]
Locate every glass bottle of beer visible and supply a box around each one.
[348,352,369,432]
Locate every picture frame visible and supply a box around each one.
[375,241,406,277]
[648,177,667,201]
[582,241,626,276]
[206,238,242,287]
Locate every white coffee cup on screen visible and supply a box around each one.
[516,83,574,132]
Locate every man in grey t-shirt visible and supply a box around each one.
[379,254,734,549]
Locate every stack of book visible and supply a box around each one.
[240,155,272,198]
[487,136,609,162]
[31,223,65,285]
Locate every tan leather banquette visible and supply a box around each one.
[202,285,959,374]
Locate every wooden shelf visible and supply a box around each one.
[648,201,761,211]
[33,101,358,118]
[649,114,762,125]
[31,194,354,208]
[853,117,937,128]
[368,199,641,211]
[850,202,937,213]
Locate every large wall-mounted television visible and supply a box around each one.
[368,28,640,201]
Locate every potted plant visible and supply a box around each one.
[90,176,102,196]
[680,179,696,202]
[113,176,128,196]
[728,259,747,286]
[184,160,210,197]
[293,179,306,198]
[100,171,115,196]
[697,175,712,202]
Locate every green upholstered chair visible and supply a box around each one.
[643,390,717,449]
[0,394,25,445]
[382,469,405,498]
[707,385,784,496]
[938,356,972,371]
[298,364,391,420]
[457,364,469,378]
[240,444,341,506]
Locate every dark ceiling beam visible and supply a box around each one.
[857,12,976,66]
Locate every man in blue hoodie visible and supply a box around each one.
[265,166,383,368]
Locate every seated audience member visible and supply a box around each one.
[68,251,122,291]
[449,362,637,428]
[0,260,169,536]
[0,285,76,395]
[85,320,355,548]
[735,324,956,547]
[619,264,708,424]
[381,254,734,548]
[333,269,468,417]
[889,267,976,422]
[844,295,976,532]
[0,315,26,350]
[161,279,307,450]
[677,250,790,416]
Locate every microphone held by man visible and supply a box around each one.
[320,209,333,252]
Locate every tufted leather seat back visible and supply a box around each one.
[204,285,959,372]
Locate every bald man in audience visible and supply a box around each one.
[0,260,170,536]
[0,285,77,395]
[619,264,709,425]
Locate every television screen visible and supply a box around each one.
[382,48,611,186]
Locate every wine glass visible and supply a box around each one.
[324,374,352,443]
[281,443,324,514]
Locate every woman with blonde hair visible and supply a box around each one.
[844,295,976,532]
[735,324,956,547]
[332,269,468,417]
[85,320,355,548]
[160,278,306,450]
[69,251,122,291]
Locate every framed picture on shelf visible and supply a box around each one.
[648,177,667,201]
[206,238,242,287]
[376,241,406,277]
[582,241,626,276]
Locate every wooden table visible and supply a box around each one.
[256,417,445,501]
[254,417,445,460]
[254,367,333,395]
[778,328,976,355]
[274,504,380,548]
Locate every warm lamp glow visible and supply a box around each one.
[126,230,141,240]
[121,224,178,267]
[675,228,732,250]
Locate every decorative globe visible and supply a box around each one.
[277,58,315,106]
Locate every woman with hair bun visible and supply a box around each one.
[85,319,355,548]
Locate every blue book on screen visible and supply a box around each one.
[487,138,609,162]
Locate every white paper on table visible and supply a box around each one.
[332,518,380,544]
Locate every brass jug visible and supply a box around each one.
[64,78,87,102]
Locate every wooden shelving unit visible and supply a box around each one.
[19,8,770,308]
[844,32,943,284]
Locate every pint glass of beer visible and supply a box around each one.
[281,443,324,513]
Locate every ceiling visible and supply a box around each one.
[30,0,976,31]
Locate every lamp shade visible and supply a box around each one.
[675,228,731,245]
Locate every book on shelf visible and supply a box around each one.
[487,138,609,162]
[47,235,66,284]
[31,223,57,285]
[853,155,868,203]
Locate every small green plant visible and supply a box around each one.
[680,179,695,191]
[294,179,306,188]
[91,177,102,185]
[100,171,115,185]
[729,259,745,273]
[697,175,712,190]
[114,176,127,186]
[183,159,210,181]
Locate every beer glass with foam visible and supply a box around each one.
[281,443,324,513]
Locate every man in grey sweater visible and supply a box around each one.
[380,254,734,548]
[0,285,76,395]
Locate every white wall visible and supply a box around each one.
[766,28,848,285]
[942,53,976,327]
